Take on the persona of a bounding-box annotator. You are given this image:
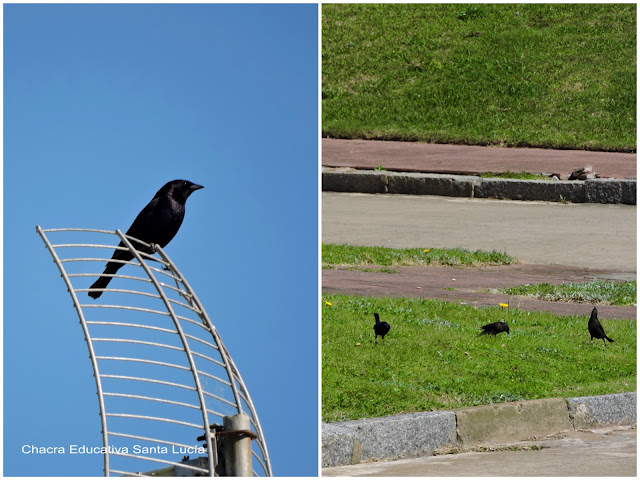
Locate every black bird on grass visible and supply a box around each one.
[88,180,203,299]
[479,321,510,336]
[588,307,614,346]
[373,312,390,345]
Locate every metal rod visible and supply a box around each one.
[103,392,200,410]
[86,321,177,334]
[106,413,203,429]
[101,375,196,392]
[116,230,216,477]
[36,226,112,476]
[96,355,191,371]
[80,304,171,316]
[92,338,184,351]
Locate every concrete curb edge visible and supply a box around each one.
[321,391,637,467]
[322,168,637,205]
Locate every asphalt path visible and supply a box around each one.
[322,426,636,477]
[322,192,636,272]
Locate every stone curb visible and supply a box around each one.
[568,391,637,429]
[321,392,637,467]
[321,411,456,467]
[322,168,637,205]
[454,397,572,448]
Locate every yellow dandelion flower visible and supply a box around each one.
[423,249,430,253]
[499,303,509,308]
[325,301,333,306]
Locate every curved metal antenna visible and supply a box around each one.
[36,226,272,477]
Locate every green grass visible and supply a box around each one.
[323,4,636,152]
[347,266,400,274]
[323,244,516,269]
[501,280,637,306]
[480,171,549,180]
[322,295,636,422]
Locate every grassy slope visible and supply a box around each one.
[322,4,636,151]
[322,295,636,422]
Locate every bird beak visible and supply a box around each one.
[191,183,204,192]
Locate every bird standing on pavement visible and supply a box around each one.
[588,307,614,346]
[88,179,204,299]
[479,321,510,336]
[373,312,391,345]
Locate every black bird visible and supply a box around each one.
[88,180,203,299]
[479,321,510,336]
[373,312,391,345]
[588,307,614,346]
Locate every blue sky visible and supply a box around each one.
[4,4,318,476]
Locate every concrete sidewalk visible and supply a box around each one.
[323,192,636,272]
[322,426,636,477]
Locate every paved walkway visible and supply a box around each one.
[323,192,636,272]
[322,426,636,477]
[323,138,637,179]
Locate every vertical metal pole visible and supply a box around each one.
[223,414,252,477]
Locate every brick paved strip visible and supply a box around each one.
[323,138,637,179]
[322,265,636,319]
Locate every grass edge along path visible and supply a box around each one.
[322,244,516,269]
[322,295,636,422]
[500,280,637,307]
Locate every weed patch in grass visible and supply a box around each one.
[322,295,636,422]
[323,244,516,269]
[501,280,636,306]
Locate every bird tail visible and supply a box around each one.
[606,336,614,343]
[88,262,121,299]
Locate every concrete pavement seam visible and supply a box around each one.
[321,391,637,467]
[322,168,637,205]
